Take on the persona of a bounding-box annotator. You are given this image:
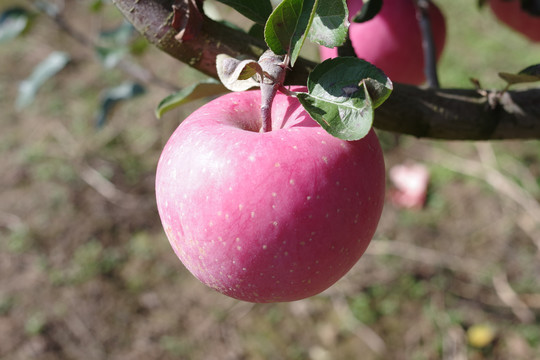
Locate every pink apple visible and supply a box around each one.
[389,162,430,209]
[319,0,446,85]
[155,88,385,303]
[490,0,540,42]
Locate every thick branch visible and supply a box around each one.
[113,0,540,141]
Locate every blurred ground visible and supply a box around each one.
[1,0,540,359]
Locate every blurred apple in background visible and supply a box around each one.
[319,0,446,85]
[489,0,540,42]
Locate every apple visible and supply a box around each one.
[319,0,446,85]
[489,0,540,42]
[155,88,385,303]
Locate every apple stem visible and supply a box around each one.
[258,50,289,133]
[415,0,440,89]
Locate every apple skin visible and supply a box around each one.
[319,0,446,85]
[490,0,540,42]
[155,88,385,303]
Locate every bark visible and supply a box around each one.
[113,0,540,141]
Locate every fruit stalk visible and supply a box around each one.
[258,50,289,132]
[415,0,440,88]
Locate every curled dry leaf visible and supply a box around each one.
[216,54,262,91]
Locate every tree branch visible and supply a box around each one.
[112,0,540,141]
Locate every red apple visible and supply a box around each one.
[155,88,385,303]
[490,0,540,42]
[319,0,446,85]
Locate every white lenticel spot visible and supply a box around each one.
[289,179,295,185]
[272,192,277,197]
[262,245,267,250]
[251,211,256,218]
[275,162,280,167]
[239,204,244,210]
[249,155,255,162]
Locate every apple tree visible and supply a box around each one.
[4,0,540,302]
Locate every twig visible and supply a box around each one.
[330,295,387,356]
[422,146,540,253]
[366,240,483,276]
[492,272,535,323]
[415,0,440,88]
[50,121,138,209]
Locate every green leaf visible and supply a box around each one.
[89,0,105,12]
[97,82,145,127]
[95,21,135,67]
[248,23,265,41]
[0,7,31,44]
[99,21,134,45]
[296,57,392,141]
[264,0,303,55]
[289,0,318,66]
[499,64,540,86]
[308,0,349,48]
[215,0,273,24]
[216,54,262,91]
[16,51,70,109]
[95,46,128,68]
[155,79,228,119]
[352,0,383,23]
